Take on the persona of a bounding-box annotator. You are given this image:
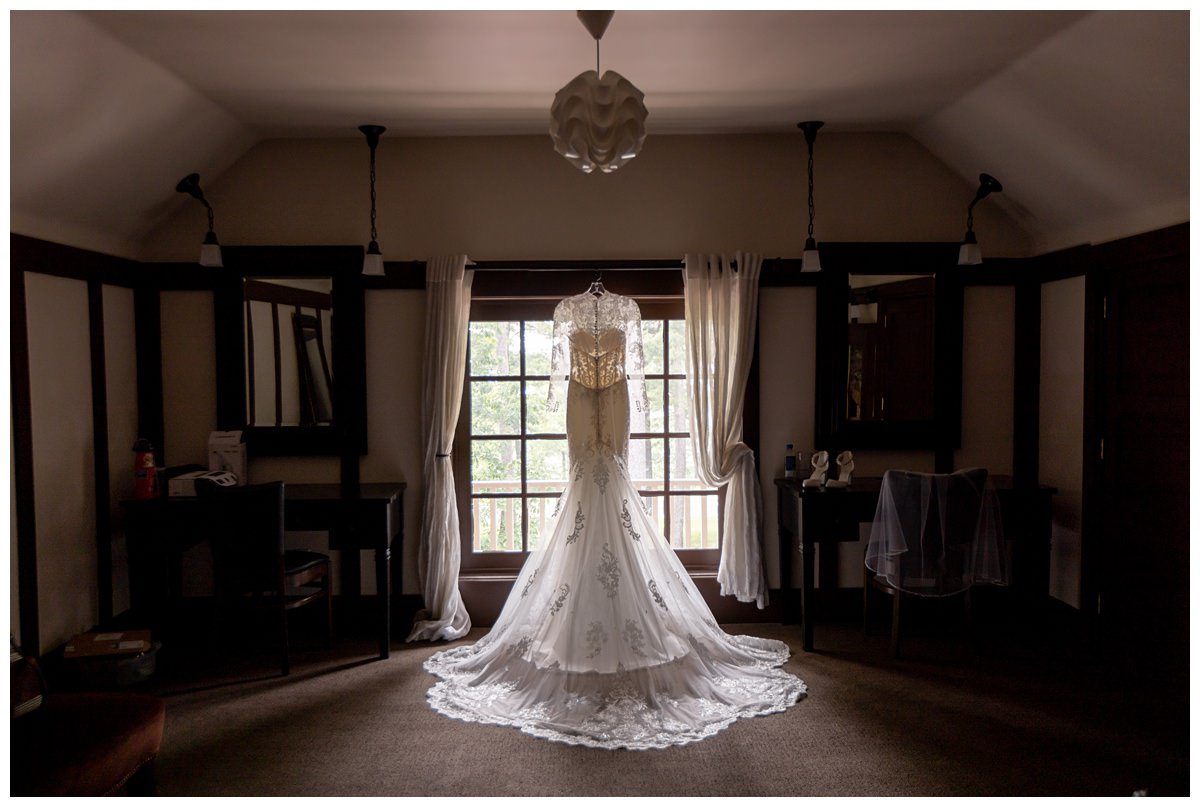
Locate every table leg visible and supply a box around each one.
[376,546,390,659]
[800,537,815,651]
[778,486,793,625]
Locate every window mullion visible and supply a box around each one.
[519,320,528,552]
[662,320,672,546]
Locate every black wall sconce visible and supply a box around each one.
[175,173,222,267]
[958,173,1003,266]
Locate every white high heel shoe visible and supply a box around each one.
[801,450,829,488]
[825,450,855,488]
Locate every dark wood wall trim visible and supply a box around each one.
[1079,263,1107,622]
[11,265,40,651]
[133,288,165,466]
[1012,278,1042,487]
[88,282,113,623]
[10,234,139,287]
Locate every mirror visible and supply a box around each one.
[215,245,366,457]
[846,274,935,423]
[243,277,334,427]
[814,243,963,454]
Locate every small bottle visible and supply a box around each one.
[784,443,797,478]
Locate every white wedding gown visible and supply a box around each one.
[424,290,806,750]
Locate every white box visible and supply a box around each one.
[207,430,246,485]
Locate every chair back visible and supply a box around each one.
[866,468,993,596]
[196,481,285,595]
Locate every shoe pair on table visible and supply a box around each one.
[800,450,854,489]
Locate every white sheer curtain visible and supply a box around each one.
[683,253,767,608]
[407,255,474,642]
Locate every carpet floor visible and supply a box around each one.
[147,620,1188,796]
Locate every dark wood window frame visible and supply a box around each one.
[456,272,722,576]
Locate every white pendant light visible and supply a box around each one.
[958,173,1003,266]
[359,124,387,276]
[549,11,648,175]
[798,121,824,272]
[175,173,222,267]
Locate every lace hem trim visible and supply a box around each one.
[422,646,807,751]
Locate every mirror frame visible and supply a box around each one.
[814,243,964,452]
[213,245,367,457]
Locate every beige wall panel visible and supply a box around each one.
[360,291,426,595]
[757,287,817,590]
[957,285,1016,475]
[141,133,1030,262]
[26,272,96,653]
[160,291,218,467]
[1039,277,1086,608]
[103,285,138,616]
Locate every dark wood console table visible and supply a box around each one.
[774,475,1055,651]
[122,482,405,660]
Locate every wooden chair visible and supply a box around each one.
[863,468,990,658]
[196,480,332,675]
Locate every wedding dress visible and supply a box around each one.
[424,289,805,750]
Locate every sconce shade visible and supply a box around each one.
[958,239,983,266]
[801,237,821,273]
[363,241,385,276]
[550,70,647,174]
[199,243,223,268]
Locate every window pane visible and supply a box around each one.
[669,436,717,492]
[667,378,690,432]
[526,497,560,551]
[667,494,719,549]
[643,494,667,542]
[527,439,569,496]
[630,379,664,434]
[524,320,555,376]
[628,437,665,491]
[471,496,523,552]
[471,439,521,494]
[470,321,521,377]
[641,319,665,374]
[667,319,687,375]
[525,383,566,435]
[471,380,521,435]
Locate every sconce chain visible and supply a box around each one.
[369,144,378,243]
[806,139,816,240]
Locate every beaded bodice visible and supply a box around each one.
[547,291,649,413]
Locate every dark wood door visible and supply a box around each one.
[878,292,935,420]
[1097,227,1188,675]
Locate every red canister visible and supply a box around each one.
[132,439,157,500]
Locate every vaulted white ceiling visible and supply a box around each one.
[10,10,1189,257]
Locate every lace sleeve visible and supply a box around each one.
[624,297,650,414]
[547,300,570,412]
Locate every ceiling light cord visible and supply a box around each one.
[596,39,600,75]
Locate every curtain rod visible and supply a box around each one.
[470,259,683,271]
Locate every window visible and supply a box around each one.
[458,300,720,570]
